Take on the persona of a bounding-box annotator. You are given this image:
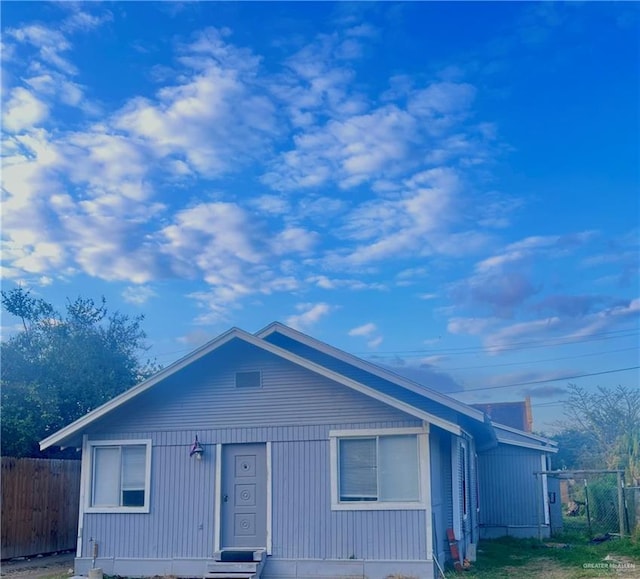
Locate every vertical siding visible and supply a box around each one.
[82,421,426,561]
[272,439,427,560]
[477,445,544,531]
[82,432,216,559]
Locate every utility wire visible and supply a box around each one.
[447,365,640,394]
[359,328,638,357]
[434,346,638,371]
[151,327,638,362]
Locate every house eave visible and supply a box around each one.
[492,422,558,446]
[494,435,559,453]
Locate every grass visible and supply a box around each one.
[445,535,640,578]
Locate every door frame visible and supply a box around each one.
[214,442,272,555]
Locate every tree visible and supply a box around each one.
[1,288,158,458]
[559,383,640,484]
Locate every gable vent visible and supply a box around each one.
[235,370,262,388]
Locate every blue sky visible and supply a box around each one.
[2,2,638,432]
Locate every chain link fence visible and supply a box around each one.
[540,470,633,539]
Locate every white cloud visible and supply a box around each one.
[271,227,318,255]
[348,322,377,337]
[122,285,157,305]
[337,167,463,265]
[306,275,387,291]
[2,87,48,132]
[419,293,438,300]
[349,322,383,349]
[420,355,449,366]
[113,28,277,178]
[250,195,290,215]
[161,202,262,272]
[62,10,113,33]
[447,317,497,336]
[448,298,640,355]
[7,24,77,75]
[286,302,334,330]
[263,103,416,191]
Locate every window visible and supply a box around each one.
[330,428,426,510]
[88,440,151,512]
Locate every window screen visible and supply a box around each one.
[339,438,377,501]
[91,443,148,508]
[338,434,419,503]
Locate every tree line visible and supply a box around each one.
[551,383,639,485]
[1,288,158,458]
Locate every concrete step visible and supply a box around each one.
[206,561,259,572]
[205,549,266,579]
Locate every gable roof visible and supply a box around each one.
[40,326,463,450]
[257,322,486,423]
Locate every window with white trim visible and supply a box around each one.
[330,428,426,510]
[88,440,151,512]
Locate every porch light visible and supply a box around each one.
[190,435,204,460]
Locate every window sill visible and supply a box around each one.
[331,501,427,511]
[85,505,150,514]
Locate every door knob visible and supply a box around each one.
[223,494,229,502]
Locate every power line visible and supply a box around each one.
[436,346,638,371]
[361,329,639,358]
[447,365,640,395]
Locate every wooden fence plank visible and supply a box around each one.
[1,457,81,560]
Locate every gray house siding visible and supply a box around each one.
[82,423,428,562]
[82,434,217,560]
[271,438,427,560]
[477,444,550,539]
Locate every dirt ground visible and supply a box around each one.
[0,552,75,579]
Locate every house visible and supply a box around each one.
[40,322,559,579]
[471,398,533,432]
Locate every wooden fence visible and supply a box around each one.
[1,457,81,560]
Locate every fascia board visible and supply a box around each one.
[495,435,559,453]
[492,423,558,446]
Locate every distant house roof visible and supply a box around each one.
[471,398,533,432]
